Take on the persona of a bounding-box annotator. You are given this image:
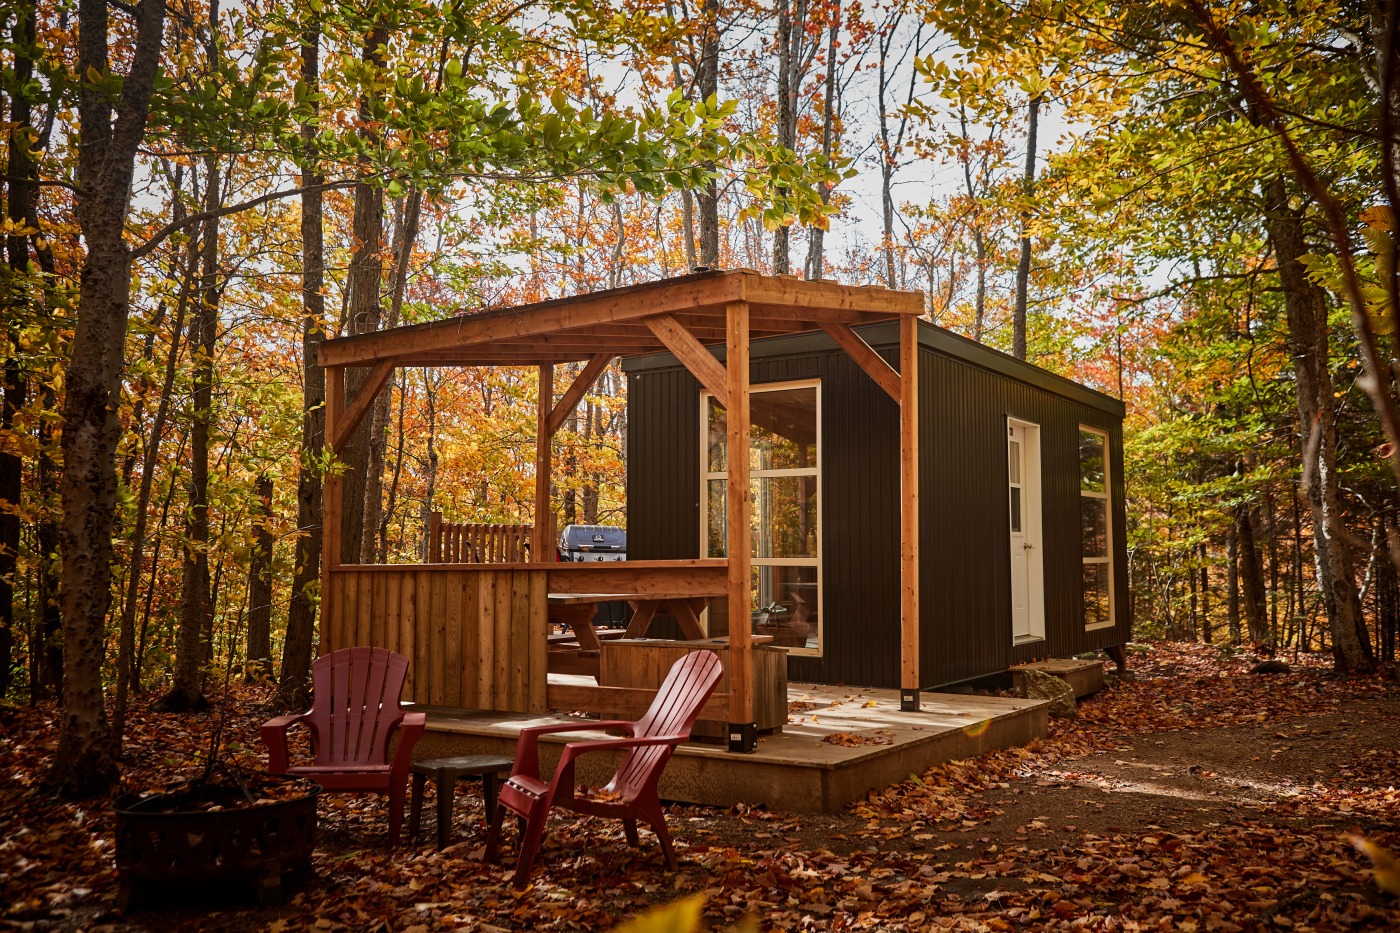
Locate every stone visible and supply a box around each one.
[1018,668,1077,718]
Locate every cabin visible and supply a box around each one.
[622,318,1129,691]
[312,270,1121,808]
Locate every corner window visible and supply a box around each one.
[701,381,822,654]
[1080,426,1114,630]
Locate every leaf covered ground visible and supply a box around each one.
[2,643,1398,931]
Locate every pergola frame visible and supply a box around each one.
[317,269,925,752]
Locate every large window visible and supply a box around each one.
[1080,426,1114,630]
[701,381,821,654]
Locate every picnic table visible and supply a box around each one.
[547,592,714,649]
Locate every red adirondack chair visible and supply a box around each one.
[485,649,724,888]
[261,646,426,846]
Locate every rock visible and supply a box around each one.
[1019,669,1077,718]
[1249,659,1292,675]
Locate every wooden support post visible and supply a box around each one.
[320,365,346,655]
[822,323,901,402]
[899,315,921,711]
[532,363,554,563]
[725,300,756,751]
[546,353,613,436]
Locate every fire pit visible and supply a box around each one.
[113,773,319,909]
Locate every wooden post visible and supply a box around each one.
[532,363,554,563]
[320,365,346,655]
[899,315,921,711]
[725,300,756,751]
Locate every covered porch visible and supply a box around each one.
[317,269,925,752]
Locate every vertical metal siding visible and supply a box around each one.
[626,322,1129,692]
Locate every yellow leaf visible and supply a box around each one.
[1347,834,1400,895]
[1180,872,1210,884]
[607,896,705,933]
[1361,206,1395,232]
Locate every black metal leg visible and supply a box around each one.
[409,772,428,842]
[435,774,455,850]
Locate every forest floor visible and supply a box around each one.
[3,643,1399,932]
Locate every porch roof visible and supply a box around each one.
[317,268,923,368]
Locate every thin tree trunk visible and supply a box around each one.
[280,10,326,709]
[696,0,721,267]
[245,476,274,678]
[339,18,390,567]
[114,202,195,728]
[165,150,222,712]
[805,3,839,281]
[1264,176,1374,673]
[1227,524,1241,643]
[1012,95,1040,361]
[772,0,796,275]
[1237,505,1270,644]
[418,371,439,561]
[378,373,407,563]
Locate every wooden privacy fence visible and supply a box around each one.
[427,513,545,563]
[323,566,549,713]
[322,560,728,716]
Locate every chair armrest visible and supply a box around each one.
[550,735,688,798]
[390,711,427,776]
[261,713,311,774]
[514,720,637,778]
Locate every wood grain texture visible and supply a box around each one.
[725,300,754,726]
[900,314,921,691]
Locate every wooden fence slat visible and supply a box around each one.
[430,571,447,706]
[477,571,495,708]
[529,570,547,713]
[416,570,431,705]
[493,570,512,710]
[510,570,530,710]
[445,566,463,708]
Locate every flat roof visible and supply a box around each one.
[318,269,924,368]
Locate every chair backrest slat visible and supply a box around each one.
[310,647,410,767]
[610,650,723,800]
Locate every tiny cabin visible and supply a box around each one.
[623,318,1129,691]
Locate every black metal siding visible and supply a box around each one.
[624,319,1129,691]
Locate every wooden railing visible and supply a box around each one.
[427,513,552,563]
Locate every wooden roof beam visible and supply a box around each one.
[546,353,613,435]
[332,357,397,450]
[822,323,901,402]
[645,313,729,409]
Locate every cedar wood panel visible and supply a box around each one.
[624,320,1128,690]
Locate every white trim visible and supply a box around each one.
[700,379,823,656]
[1007,417,1046,644]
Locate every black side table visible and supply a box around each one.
[408,755,515,849]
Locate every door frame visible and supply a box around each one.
[1008,417,1046,645]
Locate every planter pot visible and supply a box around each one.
[113,774,319,910]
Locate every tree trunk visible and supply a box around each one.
[1237,505,1270,644]
[165,153,221,712]
[772,0,796,275]
[1264,176,1375,673]
[47,0,168,798]
[1012,95,1040,361]
[114,196,195,729]
[418,371,439,561]
[245,476,274,678]
[0,0,40,697]
[279,10,326,710]
[1226,524,1241,642]
[339,19,390,567]
[805,4,839,281]
[696,0,721,267]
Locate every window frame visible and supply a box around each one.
[1079,424,1115,632]
[700,378,823,656]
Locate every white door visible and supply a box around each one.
[1008,420,1045,642]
